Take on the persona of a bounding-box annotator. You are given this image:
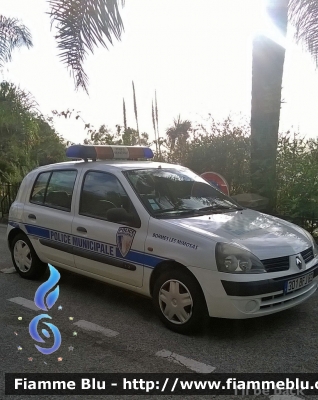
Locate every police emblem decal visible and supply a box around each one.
[116,227,136,257]
[295,256,302,269]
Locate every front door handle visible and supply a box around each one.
[28,214,36,220]
[77,227,87,233]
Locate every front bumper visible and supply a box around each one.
[221,263,318,296]
[190,263,318,319]
[221,264,318,318]
[225,278,318,318]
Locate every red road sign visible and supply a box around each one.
[200,172,229,196]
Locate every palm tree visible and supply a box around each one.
[0,16,33,68]
[250,0,288,212]
[1,1,125,93]
[250,0,318,212]
[166,116,191,151]
[48,0,125,93]
[289,0,318,64]
[251,0,318,211]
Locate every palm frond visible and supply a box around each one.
[0,15,33,68]
[289,0,318,66]
[152,100,156,134]
[155,89,159,137]
[151,99,158,153]
[123,98,127,130]
[48,0,125,93]
[132,80,139,143]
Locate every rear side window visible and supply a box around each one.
[30,172,51,204]
[30,170,77,212]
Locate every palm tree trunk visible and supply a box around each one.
[250,0,288,213]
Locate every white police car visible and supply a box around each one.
[7,145,318,333]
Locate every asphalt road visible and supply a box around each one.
[0,223,317,400]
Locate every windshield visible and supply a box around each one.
[124,167,242,218]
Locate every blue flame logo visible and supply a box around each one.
[29,264,62,354]
[34,264,60,311]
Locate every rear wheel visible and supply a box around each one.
[11,233,47,279]
[153,268,208,333]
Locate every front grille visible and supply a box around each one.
[261,247,315,272]
[301,247,314,264]
[261,256,290,273]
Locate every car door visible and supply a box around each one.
[71,170,146,287]
[22,169,78,267]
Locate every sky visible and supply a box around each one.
[1,0,318,144]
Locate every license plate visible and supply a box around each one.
[285,272,314,293]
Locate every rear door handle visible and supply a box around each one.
[77,227,87,233]
[28,214,36,220]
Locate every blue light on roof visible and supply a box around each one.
[143,148,154,159]
[66,145,97,159]
[66,145,154,160]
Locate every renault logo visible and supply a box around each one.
[296,256,303,269]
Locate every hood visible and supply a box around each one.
[164,209,311,260]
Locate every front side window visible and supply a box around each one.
[79,171,139,226]
[30,170,77,211]
[124,168,242,218]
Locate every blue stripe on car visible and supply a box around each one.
[25,224,51,239]
[21,223,166,269]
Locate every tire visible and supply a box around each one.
[153,268,208,334]
[11,233,47,280]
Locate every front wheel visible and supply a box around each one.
[153,269,208,334]
[11,233,47,280]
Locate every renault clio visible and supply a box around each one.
[7,145,318,333]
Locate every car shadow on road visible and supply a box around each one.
[205,308,301,339]
[46,266,313,339]
[52,266,155,317]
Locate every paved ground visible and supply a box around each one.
[0,223,317,399]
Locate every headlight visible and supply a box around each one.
[304,231,318,257]
[215,243,266,274]
[313,241,318,258]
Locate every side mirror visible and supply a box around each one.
[106,208,140,228]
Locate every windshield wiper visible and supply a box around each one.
[154,204,243,218]
[154,208,196,217]
[196,205,243,213]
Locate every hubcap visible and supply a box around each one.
[159,279,193,324]
[13,240,32,273]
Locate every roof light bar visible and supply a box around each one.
[66,145,154,160]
